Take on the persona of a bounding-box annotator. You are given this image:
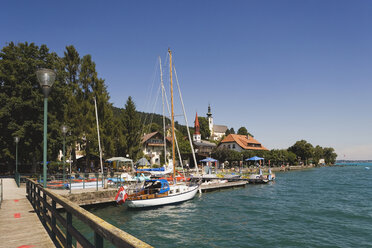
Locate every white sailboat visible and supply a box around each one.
[115,49,199,208]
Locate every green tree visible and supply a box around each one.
[78,55,99,166]
[237,126,253,137]
[120,96,142,160]
[144,123,162,134]
[237,127,248,135]
[0,42,65,172]
[62,45,82,165]
[226,150,241,164]
[198,117,210,139]
[313,145,324,165]
[174,129,191,162]
[288,140,314,165]
[225,127,235,135]
[212,147,231,164]
[323,147,337,165]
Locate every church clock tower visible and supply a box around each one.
[207,104,213,138]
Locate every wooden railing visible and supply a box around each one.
[26,178,152,248]
[0,179,3,208]
[15,172,20,187]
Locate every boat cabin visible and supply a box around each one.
[143,179,170,194]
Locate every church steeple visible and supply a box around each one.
[207,104,212,118]
[193,112,201,142]
[207,104,214,138]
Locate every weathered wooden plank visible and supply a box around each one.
[201,181,247,192]
[0,196,54,248]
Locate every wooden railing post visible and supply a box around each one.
[36,186,40,215]
[33,183,36,207]
[42,190,47,226]
[94,232,104,248]
[66,212,72,248]
[51,200,56,243]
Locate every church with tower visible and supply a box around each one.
[206,105,228,141]
[192,110,216,158]
[193,105,228,142]
[191,105,227,158]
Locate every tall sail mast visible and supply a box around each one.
[169,49,176,180]
[159,56,167,165]
[94,96,104,176]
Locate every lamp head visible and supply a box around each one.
[14,136,20,144]
[36,68,56,97]
[61,125,68,135]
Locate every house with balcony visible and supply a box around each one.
[141,131,171,165]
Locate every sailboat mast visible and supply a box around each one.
[160,56,167,166]
[94,96,104,176]
[169,49,176,180]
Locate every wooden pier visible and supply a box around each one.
[200,181,247,192]
[0,178,54,247]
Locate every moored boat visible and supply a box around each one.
[118,179,199,208]
[115,49,200,208]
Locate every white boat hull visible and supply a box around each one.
[127,185,199,208]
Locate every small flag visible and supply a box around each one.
[115,186,128,205]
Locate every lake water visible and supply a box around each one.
[83,164,372,247]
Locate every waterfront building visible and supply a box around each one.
[141,131,171,165]
[193,112,216,158]
[206,105,228,140]
[219,134,268,152]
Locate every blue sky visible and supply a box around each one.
[2,0,372,159]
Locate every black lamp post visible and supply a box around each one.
[36,68,56,188]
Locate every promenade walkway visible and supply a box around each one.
[0,178,54,247]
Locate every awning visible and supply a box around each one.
[106,157,133,163]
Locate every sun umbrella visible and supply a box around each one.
[245,156,264,161]
[199,157,218,175]
[199,157,218,162]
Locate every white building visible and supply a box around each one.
[219,134,268,152]
[141,131,171,165]
[206,105,228,140]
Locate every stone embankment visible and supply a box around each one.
[50,188,117,207]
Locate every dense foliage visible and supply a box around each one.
[212,139,337,167]
[198,116,210,139]
[0,42,144,173]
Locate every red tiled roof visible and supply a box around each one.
[221,134,268,151]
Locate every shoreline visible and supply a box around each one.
[188,164,318,175]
